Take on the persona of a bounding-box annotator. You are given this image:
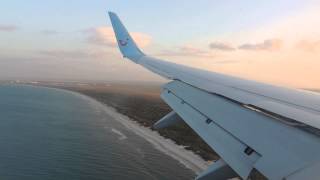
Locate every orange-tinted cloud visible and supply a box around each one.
[158,45,215,58]
[296,40,320,52]
[209,42,235,51]
[238,39,283,51]
[84,26,152,48]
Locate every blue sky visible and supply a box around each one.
[0,1,319,88]
[0,0,308,43]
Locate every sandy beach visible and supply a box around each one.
[69,90,211,174]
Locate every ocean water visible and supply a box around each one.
[0,85,195,180]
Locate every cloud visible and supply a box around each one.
[179,46,209,55]
[238,39,283,51]
[84,26,152,48]
[158,45,215,58]
[41,30,60,35]
[296,40,320,52]
[0,25,19,32]
[38,49,107,60]
[209,42,235,51]
[0,50,165,82]
[158,39,283,58]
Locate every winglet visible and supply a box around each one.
[108,12,145,61]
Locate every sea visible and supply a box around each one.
[0,85,195,180]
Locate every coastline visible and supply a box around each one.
[53,87,210,174]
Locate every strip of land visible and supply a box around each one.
[33,81,219,162]
[71,90,210,173]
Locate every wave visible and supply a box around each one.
[110,128,128,140]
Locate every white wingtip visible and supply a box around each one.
[108,12,145,61]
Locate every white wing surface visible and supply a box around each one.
[108,12,320,180]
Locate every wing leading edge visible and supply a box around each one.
[108,12,320,179]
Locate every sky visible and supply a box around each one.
[0,1,319,88]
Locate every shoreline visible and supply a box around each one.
[51,87,210,174]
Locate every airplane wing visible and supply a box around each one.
[108,12,320,180]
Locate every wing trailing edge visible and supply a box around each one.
[108,12,320,180]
